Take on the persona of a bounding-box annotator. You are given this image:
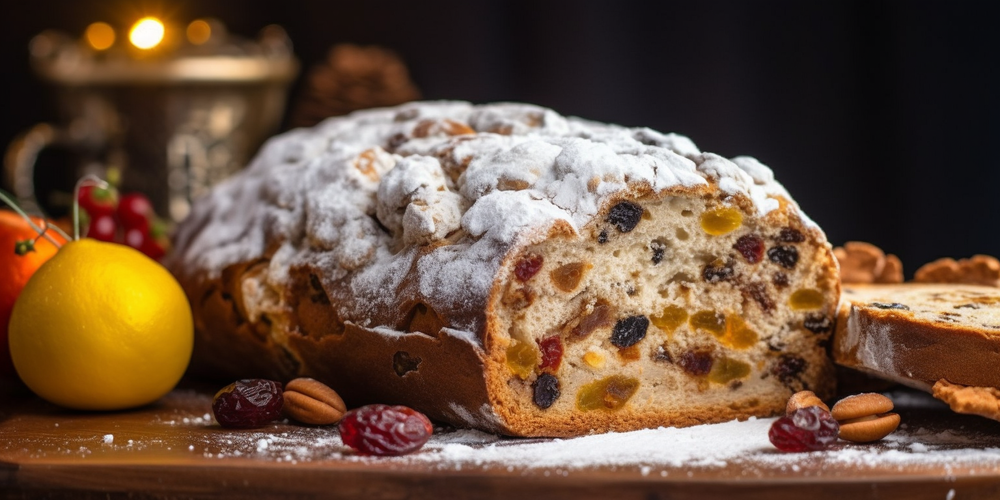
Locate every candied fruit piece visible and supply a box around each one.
[767,246,799,269]
[703,258,735,283]
[789,288,825,310]
[583,350,606,369]
[537,336,564,372]
[532,373,561,409]
[690,310,726,337]
[651,305,688,333]
[514,254,544,281]
[779,227,806,243]
[679,349,714,376]
[506,341,538,379]
[340,404,433,456]
[571,301,615,338]
[769,406,839,452]
[212,379,284,429]
[734,234,765,263]
[607,201,643,233]
[700,207,743,236]
[610,315,649,348]
[722,315,759,349]
[576,375,640,411]
[393,351,422,377]
[551,262,590,292]
[618,345,641,361]
[708,357,751,384]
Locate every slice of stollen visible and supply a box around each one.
[834,283,1000,420]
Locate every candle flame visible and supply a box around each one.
[129,17,165,50]
[85,22,115,51]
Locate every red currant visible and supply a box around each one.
[117,193,153,231]
[340,404,433,456]
[78,185,118,217]
[86,214,117,242]
[769,406,840,452]
[212,379,284,429]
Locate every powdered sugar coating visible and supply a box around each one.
[172,101,812,343]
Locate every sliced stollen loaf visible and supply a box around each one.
[169,101,839,437]
[834,283,1000,420]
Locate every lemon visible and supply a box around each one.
[9,239,193,410]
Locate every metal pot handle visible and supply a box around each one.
[3,123,60,213]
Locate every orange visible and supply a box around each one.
[0,210,65,378]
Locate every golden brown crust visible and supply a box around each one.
[834,284,1000,391]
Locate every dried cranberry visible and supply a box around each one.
[607,201,643,233]
[772,354,806,384]
[733,235,765,264]
[767,246,799,269]
[768,406,839,452]
[340,404,433,456]
[679,350,714,376]
[532,373,561,409]
[610,315,649,348]
[212,379,284,429]
[703,259,735,283]
[778,228,806,243]
[514,254,544,282]
[803,315,832,333]
[537,336,564,372]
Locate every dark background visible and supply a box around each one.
[3,0,999,274]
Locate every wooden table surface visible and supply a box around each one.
[2,381,1000,500]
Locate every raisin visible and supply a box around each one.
[571,301,615,338]
[690,311,726,337]
[778,228,806,243]
[607,201,643,233]
[773,272,790,288]
[679,349,714,376]
[767,246,799,269]
[340,404,433,456]
[651,241,666,265]
[532,373,561,409]
[803,315,832,333]
[514,254,544,282]
[703,259,735,283]
[610,315,649,348]
[733,235,765,264]
[212,379,284,429]
[871,302,910,310]
[708,357,751,384]
[393,351,422,377]
[772,354,806,384]
[768,406,839,452]
[597,229,608,244]
[537,336,564,372]
[743,282,775,312]
[651,305,687,333]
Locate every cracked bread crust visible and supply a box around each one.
[171,101,839,436]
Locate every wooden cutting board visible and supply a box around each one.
[2,382,999,500]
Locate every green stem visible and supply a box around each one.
[73,175,110,241]
[0,190,63,249]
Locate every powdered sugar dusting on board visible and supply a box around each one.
[171,101,814,343]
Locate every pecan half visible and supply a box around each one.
[282,378,347,425]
